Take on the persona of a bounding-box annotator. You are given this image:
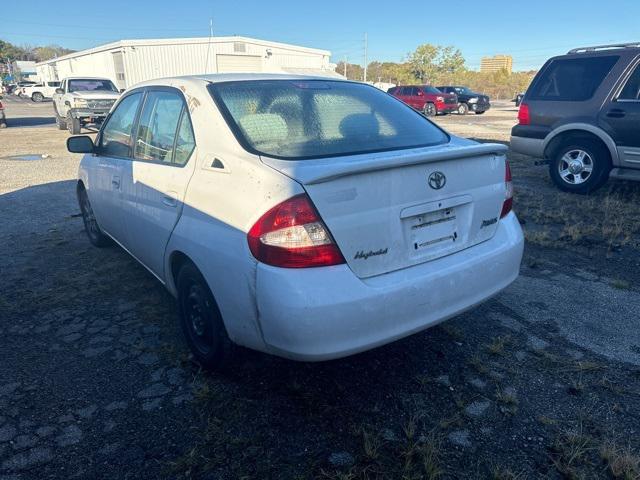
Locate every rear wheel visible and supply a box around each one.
[423,103,436,117]
[177,262,233,370]
[78,187,111,247]
[32,92,44,102]
[67,112,81,135]
[457,103,469,115]
[549,139,611,194]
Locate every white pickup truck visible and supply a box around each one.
[21,81,61,102]
[52,77,121,134]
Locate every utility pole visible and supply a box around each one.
[344,56,347,78]
[363,32,368,83]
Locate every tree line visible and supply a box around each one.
[336,43,536,100]
[0,39,75,63]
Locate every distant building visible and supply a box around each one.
[36,36,341,90]
[480,55,513,74]
[13,60,39,81]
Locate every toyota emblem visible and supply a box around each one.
[428,171,446,190]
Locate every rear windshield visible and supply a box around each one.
[529,56,619,102]
[68,79,118,93]
[209,80,449,160]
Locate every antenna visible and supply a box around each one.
[204,18,214,74]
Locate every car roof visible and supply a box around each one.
[131,73,350,90]
[64,77,114,81]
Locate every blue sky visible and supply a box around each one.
[4,0,640,71]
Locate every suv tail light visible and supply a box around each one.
[517,103,530,125]
[500,160,513,218]
[248,194,345,268]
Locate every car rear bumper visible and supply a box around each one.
[255,212,524,361]
[510,134,545,158]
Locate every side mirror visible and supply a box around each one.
[55,88,64,94]
[416,90,424,96]
[67,136,95,154]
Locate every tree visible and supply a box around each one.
[406,44,466,84]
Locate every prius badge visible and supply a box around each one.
[428,171,446,190]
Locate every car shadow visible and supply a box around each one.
[6,116,56,127]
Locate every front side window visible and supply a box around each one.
[134,91,185,164]
[100,92,142,157]
[210,80,449,160]
[173,113,196,166]
[618,64,640,100]
[529,56,619,102]
[68,79,118,93]
[423,86,442,94]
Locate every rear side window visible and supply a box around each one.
[618,64,640,100]
[100,92,142,157]
[529,56,619,101]
[134,91,184,163]
[210,80,449,160]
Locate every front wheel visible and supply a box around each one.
[78,188,112,247]
[32,92,44,102]
[423,103,436,117]
[457,103,469,115]
[177,262,234,370]
[67,112,81,135]
[549,140,611,194]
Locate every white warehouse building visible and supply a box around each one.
[36,36,340,89]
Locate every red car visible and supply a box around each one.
[387,85,459,117]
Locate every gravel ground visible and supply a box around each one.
[1,97,639,479]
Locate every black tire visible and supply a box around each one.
[177,262,233,370]
[32,92,44,102]
[54,104,67,130]
[423,103,436,117]
[78,187,112,247]
[457,103,469,115]
[475,111,486,115]
[67,112,81,135]
[549,139,611,194]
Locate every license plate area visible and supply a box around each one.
[401,195,473,260]
[409,207,458,252]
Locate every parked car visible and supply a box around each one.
[67,74,524,369]
[12,81,37,95]
[387,85,459,116]
[437,86,491,115]
[0,96,6,128]
[21,81,61,102]
[511,42,640,194]
[52,77,121,134]
[513,93,525,107]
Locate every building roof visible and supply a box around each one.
[36,36,331,66]
[131,73,348,88]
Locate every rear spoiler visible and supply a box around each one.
[261,143,508,185]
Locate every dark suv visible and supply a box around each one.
[437,86,491,115]
[511,43,640,193]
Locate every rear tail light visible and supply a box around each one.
[500,160,513,218]
[517,103,530,125]
[247,194,345,268]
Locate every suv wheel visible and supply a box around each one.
[423,103,436,117]
[78,188,111,247]
[457,103,469,115]
[549,139,611,194]
[32,92,44,102]
[177,262,233,370]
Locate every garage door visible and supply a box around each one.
[216,55,262,73]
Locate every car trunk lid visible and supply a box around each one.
[261,141,509,278]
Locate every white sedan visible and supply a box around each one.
[67,74,524,369]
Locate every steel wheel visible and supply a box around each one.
[183,284,215,357]
[78,188,110,247]
[558,149,594,185]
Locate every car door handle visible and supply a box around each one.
[607,109,626,118]
[162,193,178,207]
[111,176,120,189]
